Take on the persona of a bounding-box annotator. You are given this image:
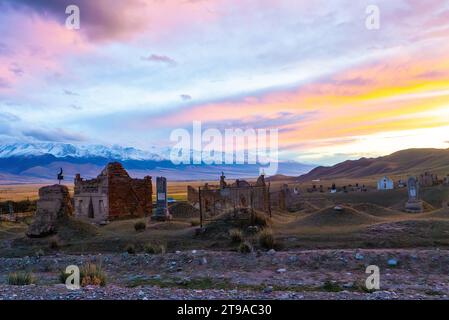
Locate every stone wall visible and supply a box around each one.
[27,184,73,237]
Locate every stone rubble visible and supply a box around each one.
[0,249,448,300]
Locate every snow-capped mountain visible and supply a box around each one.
[0,143,169,161]
[0,143,315,183]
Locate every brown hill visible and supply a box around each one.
[297,148,449,182]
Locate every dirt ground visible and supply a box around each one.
[1,182,449,300]
[0,249,448,300]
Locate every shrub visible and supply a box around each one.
[125,244,136,254]
[134,221,147,232]
[238,241,253,254]
[59,269,71,284]
[258,229,275,249]
[80,263,107,287]
[322,280,342,292]
[49,238,60,250]
[253,212,269,227]
[144,242,166,255]
[229,229,244,243]
[190,219,200,227]
[35,249,45,258]
[8,271,36,286]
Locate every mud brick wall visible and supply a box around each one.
[107,163,152,219]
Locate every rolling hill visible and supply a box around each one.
[297,148,449,182]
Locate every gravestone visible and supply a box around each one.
[151,177,172,221]
[405,177,423,213]
[8,202,14,216]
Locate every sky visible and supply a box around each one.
[1,0,449,165]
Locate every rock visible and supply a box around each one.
[263,286,273,294]
[388,258,398,267]
[355,253,364,260]
[267,249,276,255]
[247,226,259,234]
[195,227,206,236]
[191,250,197,254]
[27,184,73,238]
[276,268,287,274]
[288,255,298,263]
[199,257,208,265]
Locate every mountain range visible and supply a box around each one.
[296,148,449,182]
[0,143,314,184]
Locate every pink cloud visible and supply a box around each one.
[0,8,91,93]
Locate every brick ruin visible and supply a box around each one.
[187,173,270,215]
[74,162,152,223]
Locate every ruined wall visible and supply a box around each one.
[276,184,301,211]
[187,186,199,205]
[27,184,73,237]
[444,175,449,186]
[188,176,270,215]
[74,162,152,222]
[419,172,438,187]
[74,174,109,223]
[106,163,153,220]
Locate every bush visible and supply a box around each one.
[229,229,244,243]
[258,229,275,250]
[134,221,147,232]
[59,269,71,284]
[144,242,166,255]
[322,280,342,292]
[35,249,45,258]
[238,241,253,254]
[8,271,36,286]
[80,263,107,287]
[125,244,136,254]
[49,238,60,250]
[253,212,269,227]
[190,219,200,227]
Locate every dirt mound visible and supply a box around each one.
[201,209,271,239]
[389,200,436,213]
[418,209,449,219]
[54,217,99,240]
[349,203,404,217]
[147,220,191,230]
[169,202,199,218]
[295,206,381,227]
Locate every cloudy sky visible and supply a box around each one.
[1,0,449,165]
